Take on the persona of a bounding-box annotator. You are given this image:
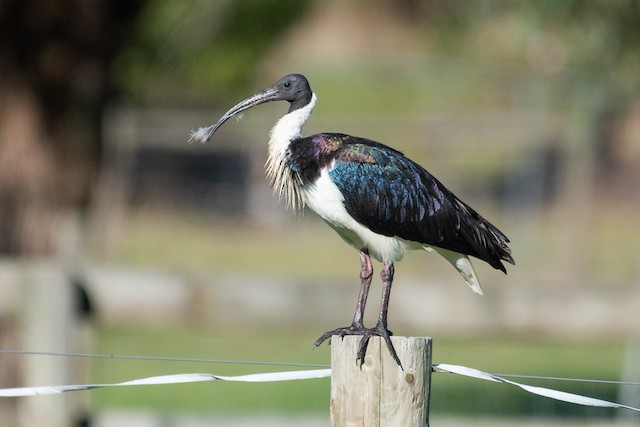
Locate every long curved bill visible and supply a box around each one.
[188,86,279,144]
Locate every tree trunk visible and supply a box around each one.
[0,80,62,256]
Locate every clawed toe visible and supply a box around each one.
[313,322,403,369]
[313,324,367,348]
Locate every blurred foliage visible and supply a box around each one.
[420,1,640,84]
[113,0,640,105]
[0,0,145,255]
[113,0,311,104]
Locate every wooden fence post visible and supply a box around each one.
[19,262,74,427]
[330,335,432,427]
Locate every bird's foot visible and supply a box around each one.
[313,322,402,369]
[313,324,367,349]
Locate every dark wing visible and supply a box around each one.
[327,135,514,272]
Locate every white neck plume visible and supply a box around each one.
[265,93,317,209]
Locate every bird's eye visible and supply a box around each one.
[284,82,290,88]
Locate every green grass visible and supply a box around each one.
[92,323,331,414]
[430,335,626,417]
[307,63,524,114]
[108,210,377,280]
[106,206,640,294]
[92,323,627,419]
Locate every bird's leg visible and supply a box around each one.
[352,262,402,369]
[314,255,402,369]
[351,249,374,328]
[313,249,373,349]
[373,262,403,368]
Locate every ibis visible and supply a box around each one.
[190,74,514,368]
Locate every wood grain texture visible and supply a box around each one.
[330,335,432,427]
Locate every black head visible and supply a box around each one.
[272,74,313,112]
[189,73,313,143]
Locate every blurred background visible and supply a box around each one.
[1,0,640,426]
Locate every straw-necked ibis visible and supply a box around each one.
[190,74,514,368]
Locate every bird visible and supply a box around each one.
[189,73,514,368]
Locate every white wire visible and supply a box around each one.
[493,373,640,387]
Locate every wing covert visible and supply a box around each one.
[326,138,511,271]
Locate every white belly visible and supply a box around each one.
[302,169,416,263]
[301,169,484,294]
